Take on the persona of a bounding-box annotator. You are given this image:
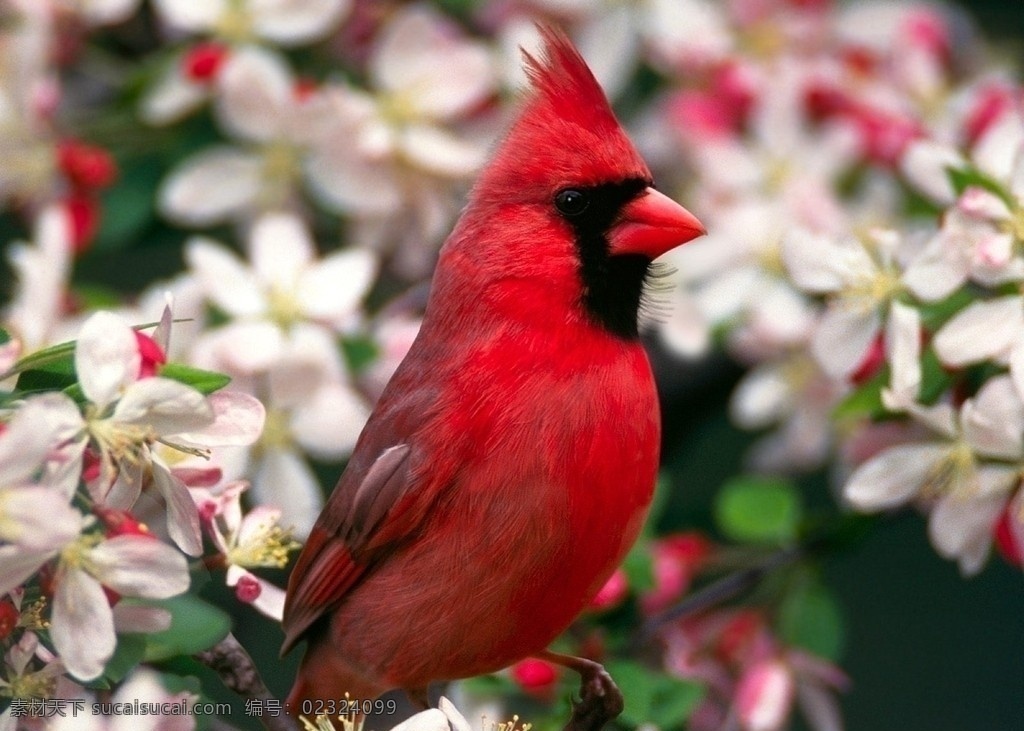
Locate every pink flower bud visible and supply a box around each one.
[511,658,559,697]
[182,43,229,83]
[590,568,629,611]
[134,331,167,379]
[235,574,263,604]
[735,659,795,731]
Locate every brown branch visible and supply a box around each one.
[194,632,300,731]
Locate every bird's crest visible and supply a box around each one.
[471,27,649,202]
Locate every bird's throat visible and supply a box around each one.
[578,249,650,340]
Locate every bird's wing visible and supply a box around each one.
[280,441,447,654]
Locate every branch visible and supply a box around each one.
[194,632,300,731]
[636,544,806,643]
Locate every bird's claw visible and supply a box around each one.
[565,663,624,731]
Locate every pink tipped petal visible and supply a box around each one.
[152,464,204,557]
[173,391,265,447]
[112,604,172,633]
[812,306,881,380]
[929,485,1011,575]
[736,659,795,731]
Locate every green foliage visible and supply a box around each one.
[946,165,1012,205]
[341,336,380,374]
[715,476,802,543]
[14,356,78,394]
[604,659,704,728]
[0,327,10,345]
[158,363,232,394]
[778,573,846,661]
[141,595,232,662]
[97,634,149,687]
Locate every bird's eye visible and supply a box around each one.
[555,189,589,217]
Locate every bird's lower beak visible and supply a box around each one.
[608,187,706,259]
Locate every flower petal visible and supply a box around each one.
[0,486,82,550]
[899,139,964,204]
[844,443,948,510]
[290,382,369,460]
[811,305,881,379]
[160,148,263,226]
[933,296,1024,366]
[76,311,141,408]
[296,247,377,325]
[249,212,315,290]
[173,390,265,447]
[90,534,191,597]
[882,301,922,410]
[251,0,350,45]
[185,236,266,317]
[215,47,292,142]
[961,375,1024,459]
[929,484,1010,576]
[52,567,116,681]
[0,545,55,597]
[113,378,213,435]
[152,462,204,556]
[252,448,323,538]
[152,0,225,31]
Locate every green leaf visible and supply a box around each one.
[946,165,1012,205]
[604,660,704,727]
[73,284,125,310]
[715,476,802,543]
[96,633,148,686]
[141,595,231,662]
[92,157,162,252]
[919,347,953,405]
[832,370,886,421]
[917,288,975,331]
[3,339,77,380]
[15,357,77,393]
[778,578,845,661]
[621,538,654,593]
[341,336,380,374]
[0,327,10,346]
[158,363,231,395]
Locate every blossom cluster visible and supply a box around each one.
[638,0,1024,578]
[0,0,1020,730]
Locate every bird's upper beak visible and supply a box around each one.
[608,187,706,259]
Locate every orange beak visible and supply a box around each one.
[608,187,705,259]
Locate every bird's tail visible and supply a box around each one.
[287,643,387,721]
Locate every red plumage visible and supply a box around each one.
[282,27,704,714]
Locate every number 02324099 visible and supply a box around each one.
[297,697,399,718]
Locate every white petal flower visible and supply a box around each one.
[252,448,323,538]
[75,312,141,410]
[882,301,922,410]
[933,296,1024,367]
[52,563,116,681]
[159,148,263,226]
[844,443,949,510]
[250,0,350,45]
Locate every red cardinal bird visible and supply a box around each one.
[282,27,704,718]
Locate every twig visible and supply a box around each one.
[636,544,806,643]
[194,632,300,731]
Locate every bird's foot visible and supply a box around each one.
[535,651,624,731]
